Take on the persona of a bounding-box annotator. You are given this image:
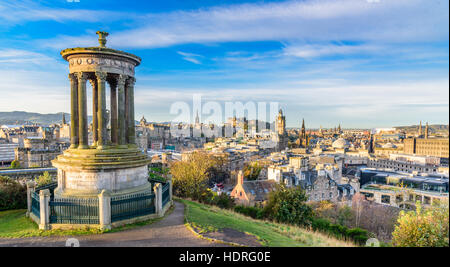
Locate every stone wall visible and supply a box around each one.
[307,175,339,202]
[0,168,57,183]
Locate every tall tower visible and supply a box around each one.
[243,117,248,133]
[418,121,422,136]
[195,110,200,125]
[425,122,429,139]
[276,109,286,136]
[301,118,306,138]
[62,113,66,125]
[232,115,237,137]
[368,132,374,154]
[275,109,287,151]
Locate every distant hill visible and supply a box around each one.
[0,111,69,126]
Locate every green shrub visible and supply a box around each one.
[311,217,331,231]
[0,176,27,211]
[329,223,347,237]
[34,171,53,187]
[263,184,313,227]
[234,205,265,219]
[170,151,220,200]
[392,203,449,247]
[198,189,235,209]
[311,217,369,245]
[148,167,169,183]
[9,160,20,169]
[214,193,235,209]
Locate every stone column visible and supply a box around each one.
[117,75,127,148]
[26,181,36,217]
[39,189,50,230]
[109,79,118,146]
[69,74,79,148]
[77,72,89,149]
[96,72,108,149]
[98,190,112,230]
[90,79,98,146]
[126,77,136,146]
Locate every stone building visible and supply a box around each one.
[404,137,449,158]
[230,171,276,206]
[59,113,71,141]
[274,109,288,151]
[298,170,339,202]
[403,122,449,158]
[0,143,19,166]
[367,157,441,174]
[296,118,309,148]
[136,116,171,151]
[14,137,60,168]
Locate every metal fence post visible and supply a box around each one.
[39,189,50,230]
[98,190,111,230]
[26,181,36,217]
[154,183,162,216]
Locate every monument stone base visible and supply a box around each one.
[52,147,152,198]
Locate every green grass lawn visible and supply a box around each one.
[0,210,38,237]
[179,199,354,247]
[0,209,104,238]
[0,205,175,239]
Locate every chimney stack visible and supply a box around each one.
[237,170,244,185]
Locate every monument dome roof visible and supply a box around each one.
[60,31,141,66]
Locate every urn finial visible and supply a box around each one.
[96,31,109,47]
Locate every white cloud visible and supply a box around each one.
[0,0,131,24]
[0,49,62,67]
[130,79,449,127]
[177,51,203,64]
[38,0,448,50]
[282,43,381,58]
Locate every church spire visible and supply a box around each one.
[301,118,306,138]
[195,110,200,124]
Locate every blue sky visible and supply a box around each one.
[0,0,448,128]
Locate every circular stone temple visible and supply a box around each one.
[52,31,151,198]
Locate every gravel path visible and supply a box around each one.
[0,201,225,247]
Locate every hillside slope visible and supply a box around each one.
[180,199,354,247]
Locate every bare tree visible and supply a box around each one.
[352,193,365,228]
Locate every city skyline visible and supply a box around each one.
[0,0,448,128]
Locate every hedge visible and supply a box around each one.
[311,217,370,245]
[234,205,265,220]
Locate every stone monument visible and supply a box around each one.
[52,31,152,198]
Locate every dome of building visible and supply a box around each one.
[332,138,350,149]
[382,142,397,149]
